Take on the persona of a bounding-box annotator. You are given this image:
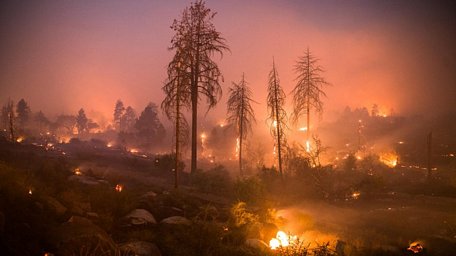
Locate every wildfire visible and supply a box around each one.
[16,137,24,143]
[352,191,361,199]
[115,184,123,192]
[74,168,82,175]
[407,241,424,254]
[106,143,113,148]
[129,148,139,153]
[298,127,308,132]
[380,152,398,168]
[305,140,311,153]
[28,189,33,195]
[269,231,297,250]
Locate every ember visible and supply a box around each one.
[115,184,123,192]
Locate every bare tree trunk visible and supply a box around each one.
[273,68,283,178]
[427,131,432,180]
[175,89,180,189]
[191,88,198,175]
[306,50,311,152]
[8,107,14,142]
[239,85,245,176]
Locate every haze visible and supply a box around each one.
[1,0,455,122]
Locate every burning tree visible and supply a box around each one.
[76,108,88,135]
[267,59,288,178]
[121,106,137,132]
[16,98,31,132]
[168,0,229,174]
[291,48,330,152]
[226,74,256,176]
[2,99,16,141]
[162,50,191,189]
[113,99,125,131]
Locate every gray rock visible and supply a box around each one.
[41,196,67,216]
[68,175,100,185]
[160,216,191,225]
[125,209,156,225]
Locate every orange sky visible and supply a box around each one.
[1,0,455,126]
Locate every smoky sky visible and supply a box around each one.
[0,0,455,124]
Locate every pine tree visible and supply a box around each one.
[291,48,330,152]
[226,74,256,176]
[169,0,229,174]
[267,59,288,177]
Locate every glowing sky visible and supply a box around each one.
[1,0,455,124]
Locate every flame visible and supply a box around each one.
[28,189,33,195]
[299,127,308,132]
[380,152,398,168]
[74,168,82,175]
[16,137,24,143]
[352,191,361,199]
[272,120,277,128]
[305,140,311,153]
[115,184,123,192]
[407,241,424,254]
[269,231,297,250]
[106,143,113,148]
[235,137,240,157]
[129,148,139,153]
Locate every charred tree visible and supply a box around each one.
[226,74,256,176]
[266,59,288,178]
[162,51,191,189]
[168,0,229,174]
[291,48,329,152]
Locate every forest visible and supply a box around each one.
[1,0,456,256]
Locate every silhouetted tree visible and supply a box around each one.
[1,105,9,131]
[34,111,50,134]
[113,100,125,131]
[16,98,31,132]
[135,103,166,146]
[2,100,16,141]
[53,114,76,136]
[76,108,88,135]
[162,54,191,188]
[226,74,256,176]
[121,106,137,132]
[267,59,288,178]
[291,48,330,152]
[169,0,229,174]
[371,104,379,117]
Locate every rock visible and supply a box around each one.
[160,216,191,225]
[245,239,270,251]
[124,209,156,226]
[41,196,67,216]
[86,212,99,219]
[120,241,161,256]
[68,175,100,185]
[141,191,158,201]
[48,216,117,255]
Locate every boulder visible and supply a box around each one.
[41,196,67,216]
[48,216,117,255]
[124,209,156,226]
[120,241,161,256]
[68,175,100,185]
[141,191,158,201]
[160,216,191,226]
